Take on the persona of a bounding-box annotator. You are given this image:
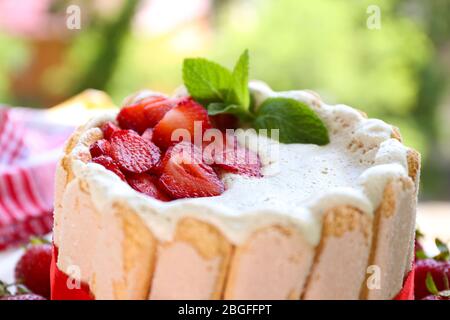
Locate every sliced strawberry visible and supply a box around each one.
[92,155,126,181]
[143,99,176,128]
[159,142,224,199]
[101,121,120,140]
[89,139,111,158]
[126,172,171,201]
[117,96,166,134]
[211,135,262,177]
[110,129,160,173]
[141,128,154,142]
[152,97,212,149]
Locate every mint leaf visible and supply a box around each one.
[226,49,250,109]
[182,58,232,104]
[254,97,330,145]
[207,103,240,116]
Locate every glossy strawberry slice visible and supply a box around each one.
[152,98,212,149]
[212,135,262,177]
[89,139,111,158]
[126,172,170,201]
[92,155,126,181]
[110,130,160,173]
[101,121,120,140]
[159,142,224,199]
[143,99,176,128]
[117,96,166,134]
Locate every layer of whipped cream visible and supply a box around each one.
[66,81,410,246]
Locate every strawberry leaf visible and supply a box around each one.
[434,238,450,261]
[415,249,428,260]
[426,272,439,295]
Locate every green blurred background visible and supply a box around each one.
[0,0,449,200]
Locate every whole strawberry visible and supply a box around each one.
[415,238,450,299]
[421,272,450,300]
[14,239,52,299]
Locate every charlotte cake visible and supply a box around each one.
[52,80,420,300]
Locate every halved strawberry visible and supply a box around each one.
[110,130,160,173]
[152,97,212,149]
[101,121,120,140]
[126,172,170,201]
[92,155,126,181]
[211,135,262,177]
[116,95,166,134]
[89,139,111,158]
[159,142,224,199]
[143,99,176,128]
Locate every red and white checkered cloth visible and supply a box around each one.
[0,105,75,250]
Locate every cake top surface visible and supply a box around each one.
[65,81,413,245]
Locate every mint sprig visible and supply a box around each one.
[182,50,330,145]
[254,98,329,145]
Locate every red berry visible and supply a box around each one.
[210,135,262,177]
[14,244,52,299]
[415,259,450,299]
[89,139,111,158]
[141,128,154,143]
[143,98,176,128]
[0,293,46,300]
[152,98,212,149]
[101,121,120,140]
[159,142,224,199]
[126,172,171,201]
[110,130,161,173]
[117,96,166,134]
[92,155,126,181]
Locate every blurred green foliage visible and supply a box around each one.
[0,0,448,199]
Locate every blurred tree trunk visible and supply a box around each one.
[72,0,141,94]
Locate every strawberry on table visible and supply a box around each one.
[159,142,224,199]
[92,155,126,181]
[126,172,171,201]
[414,238,450,299]
[152,97,212,149]
[14,239,52,299]
[110,129,161,173]
[421,272,450,300]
